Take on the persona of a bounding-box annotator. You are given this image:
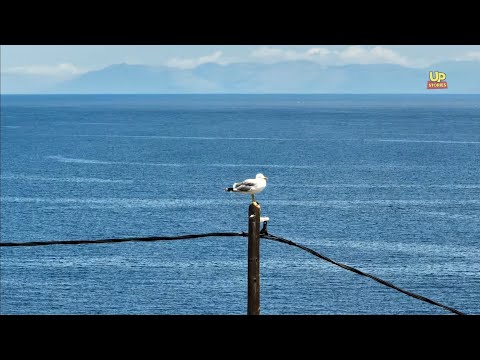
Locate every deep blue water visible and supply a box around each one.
[1,94,479,315]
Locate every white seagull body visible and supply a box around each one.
[225,173,268,203]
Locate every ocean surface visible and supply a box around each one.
[1,94,479,315]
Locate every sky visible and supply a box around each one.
[2,45,480,81]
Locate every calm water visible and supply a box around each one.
[1,94,479,315]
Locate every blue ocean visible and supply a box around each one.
[1,94,479,315]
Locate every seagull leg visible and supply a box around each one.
[251,194,255,203]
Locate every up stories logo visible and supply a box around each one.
[427,71,448,89]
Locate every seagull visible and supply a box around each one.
[225,173,268,203]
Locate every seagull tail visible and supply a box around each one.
[225,187,234,192]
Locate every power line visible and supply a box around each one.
[261,233,466,315]
[0,231,466,315]
[0,232,246,247]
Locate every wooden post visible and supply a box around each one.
[248,202,261,315]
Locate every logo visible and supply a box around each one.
[427,71,448,89]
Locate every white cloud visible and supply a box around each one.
[461,51,480,61]
[165,51,227,69]
[250,45,411,67]
[2,63,86,77]
[307,48,330,56]
[338,46,409,66]
[251,46,331,61]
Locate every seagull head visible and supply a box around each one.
[256,173,268,180]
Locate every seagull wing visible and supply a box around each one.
[233,179,257,192]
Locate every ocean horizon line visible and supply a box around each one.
[2,93,480,96]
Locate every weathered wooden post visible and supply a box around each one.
[248,202,261,315]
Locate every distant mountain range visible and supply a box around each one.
[3,61,480,94]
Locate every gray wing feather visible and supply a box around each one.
[235,184,253,192]
[233,181,256,192]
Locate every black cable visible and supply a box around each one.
[0,232,247,247]
[0,230,465,315]
[261,233,466,315]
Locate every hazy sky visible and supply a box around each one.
[2,45,480,79]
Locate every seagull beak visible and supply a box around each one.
[264,176,268,180]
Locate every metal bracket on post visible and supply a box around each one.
[260,216,270,235]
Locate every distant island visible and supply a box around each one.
[2,60,479,94]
